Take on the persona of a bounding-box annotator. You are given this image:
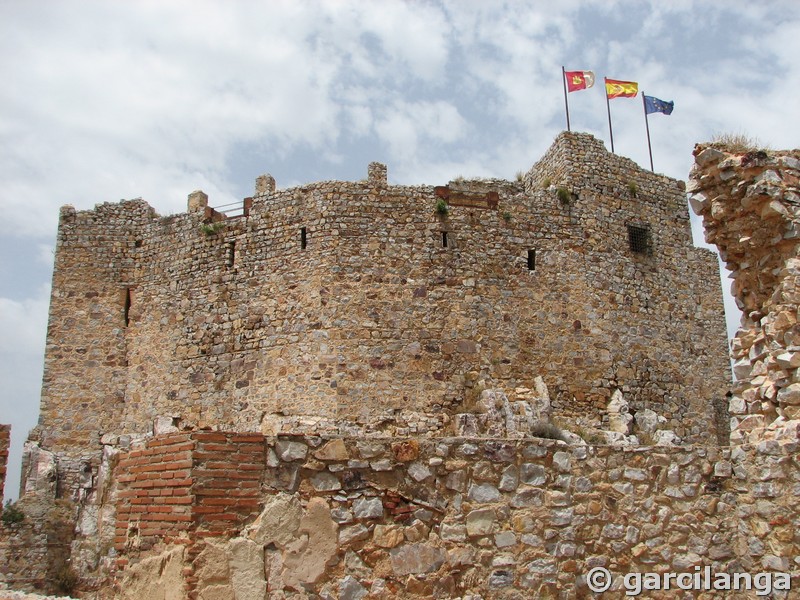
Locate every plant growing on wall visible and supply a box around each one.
[710,132,764,153]
[1,501,25,526]
[628,181,638,197]
[55,563,78,595]
[435,199,450,216]
[200,221,225,236]
[529,421,567,442]
[502,211,513,222]
[556,187,572,206]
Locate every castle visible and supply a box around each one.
[1,132,797,599]
[35,132,727,467]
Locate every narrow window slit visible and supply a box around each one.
[123,287,131,327]
[527,249,536,270]
[226,241,235,268]
[300,227,307,250]
[441,231,448,248]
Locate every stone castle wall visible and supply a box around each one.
[0,424,9,503]
[68,432,796,599]
[31,132,729,481]
[688,144,800,443]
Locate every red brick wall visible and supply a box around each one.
[114,432,265,553]
[192,432,264,536]
[0,424,10,503]
[114,433,195,552]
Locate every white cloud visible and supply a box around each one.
[0,284,49,500]
[0,287,49,356]
[375,100,468,163]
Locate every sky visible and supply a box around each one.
[1,0,799,500]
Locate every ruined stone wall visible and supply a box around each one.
[688,144,800,443]
[80,432,796,599]
[0,425,9,502]
[31,132,729,479]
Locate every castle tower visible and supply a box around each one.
[28,132,731,496]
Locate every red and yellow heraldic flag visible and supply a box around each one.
[605,78,638,99]
[565,70,595,92]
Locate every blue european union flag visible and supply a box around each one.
[643,95,674,115]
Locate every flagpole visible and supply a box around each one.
[562,66,571,131]
[605,78,614,153]
[642,92,654,172]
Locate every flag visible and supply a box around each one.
[565,70,595,92]
[605,78,638,99]
[643,94,674,115]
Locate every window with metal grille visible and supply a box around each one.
[627,224,650,254]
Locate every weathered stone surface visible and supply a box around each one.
[353,497,383,519]
[228,537,267,600]
[119,546,186,600]
[282,497,339,589]
[392,440,419,462]
[468,482,500,503]
[407,461,432,481]
[276,440,308,462]
[520,463,546,485]
[311,471,342,492]
[339,575,368,600]
[607,390,632,434]
[314,439,349,461]
[372,524,405,548]
[246,493,303,548]
[195,541,233,595]
[339,523,370,545]
[466,508,496,536]
[389,543,447,575]
[498,465,519,492]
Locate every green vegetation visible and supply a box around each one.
[502,211,513,222]
[200,221,225,236]
[710,132,765,153]
[556,187,571,205]
[1,501,25,526]
[628,181,638,197]
[542,177,551,189]
[529,421,567,442]
[435,199,450,216]
[55,563,78,595]
[515,171,524,182]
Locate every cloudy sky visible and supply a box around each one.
[2,0,799,499]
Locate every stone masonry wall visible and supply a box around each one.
[688,144,800,443]
[31,132,730,489]
[0,425,9,503]
[93,432,799,599]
